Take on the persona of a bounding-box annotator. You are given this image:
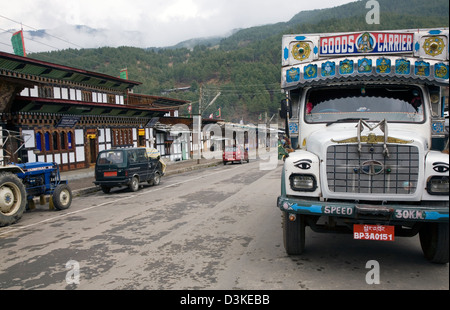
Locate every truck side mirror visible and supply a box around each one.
[280,99,292,119]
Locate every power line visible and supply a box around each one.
[0,14,84,49]
[0,18,107,73]
[0,14,282,100]
[0,15,134,76]
[0,27,65,52]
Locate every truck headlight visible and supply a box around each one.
[289,174,317,192]
[427,176,449,195]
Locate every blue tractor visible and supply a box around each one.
[0,162,72,227]
[0,129,73,226]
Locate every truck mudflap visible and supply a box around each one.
[277,196,449,223]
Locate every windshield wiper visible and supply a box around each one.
[326,118,369,127]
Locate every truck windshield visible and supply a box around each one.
[97,150,125,166]
[305,85,425,124]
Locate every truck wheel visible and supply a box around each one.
[52,184,72,210]
[283,212,306,255]
[419,223,449,264]
[0,173,27,227]
[129,176,139,192]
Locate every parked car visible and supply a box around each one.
[223,145,249,164]
[94,147,165,193]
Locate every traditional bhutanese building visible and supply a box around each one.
[0,51,193,170]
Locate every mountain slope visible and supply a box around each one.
[30,0,449,123]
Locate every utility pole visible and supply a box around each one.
[194,85,203,164]
[195,85,221,164]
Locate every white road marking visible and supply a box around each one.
[0,166,241,237]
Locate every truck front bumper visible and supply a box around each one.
[277,196,449,223]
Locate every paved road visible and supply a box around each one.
[0,160,448,291]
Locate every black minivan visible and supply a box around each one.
[94,148,165,193]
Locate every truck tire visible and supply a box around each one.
[0,172,27,227]
[52,184,72,210]
[283,212,306,255]
[419,223,449,264]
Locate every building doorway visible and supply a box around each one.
[138,128,146,147]
[87,132,97,165]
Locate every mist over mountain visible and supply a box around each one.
[7,0,450,123]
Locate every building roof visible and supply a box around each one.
[127,93,188,110]
[13,96,170,118]
[0,51,141,91]
[1,51,190,117]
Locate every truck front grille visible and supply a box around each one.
[326,144,419,195]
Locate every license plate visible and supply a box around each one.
[104,171,117,177]
[354,224,395,241]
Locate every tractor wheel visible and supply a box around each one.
[0,172,27,227]
[52,184,72,210]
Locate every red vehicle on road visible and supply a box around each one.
[223,146,249,164]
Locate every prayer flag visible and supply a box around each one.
[120,68,128,80]
[11,30,26,57]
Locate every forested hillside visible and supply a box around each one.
[30,0,449,123]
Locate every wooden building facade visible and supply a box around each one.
[0,51,189,171]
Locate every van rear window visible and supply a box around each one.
[97,151,125,165]
[225,147,237,152]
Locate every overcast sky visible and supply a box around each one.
[0,0,356,53]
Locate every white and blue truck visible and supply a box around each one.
[277,29,449,263]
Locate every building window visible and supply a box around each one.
[82,91,92,102]
[52,131,59,150]
[60,132,66,150]
[54,87,61,99]
[112,128,133,147]
[39,86,53,98]
[20,88,29,96]
[45,132,50,151]
[61,88,69,99]
[36,132,42,151]
[68,132,73,149]
[76,89,82,101]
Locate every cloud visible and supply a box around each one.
[0,0,356,52]
[157,0,219,22]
